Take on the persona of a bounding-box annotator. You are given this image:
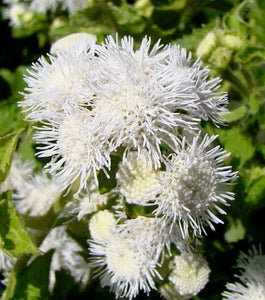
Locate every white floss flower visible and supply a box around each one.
[34,112,114,192]
[168,253,210,298]
[39,226,91,292]
[29,0,87,13]
[50,32,97,55]
[223,245,265,300]
[91,36,203,169]
[20,39,96,121]
[3,1,28,27]
[153,133,237,239]
[117,216,185,262]
[60,0,87,13]
[163,44,228,125]
[29,0,58,13]
[0,153,34,194]
[89,210,117,241]
[13,172,62,216]
[116,151,162,205]
[89,216,162,299]
[20,34,230,193]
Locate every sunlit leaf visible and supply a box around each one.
[0,129,24,184]
[0,199,39,257]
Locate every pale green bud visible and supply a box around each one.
[209,46,232,69]
[222,34,244,50]
[196,32,217,58]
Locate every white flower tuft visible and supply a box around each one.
[89,215,162,299]
[223,245,265,300]
[13,172,62,216]
[39,226,91,292]
[20,34,231,194]
[153,133,237,239]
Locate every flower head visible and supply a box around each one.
[223,245,265,300]
[20,40,95,121]
[116,151,162,205]
[13,172,62,216]
[153,134,237,238]
[159,253,210,300]
[89,215,162,299]
[0,153,34,194]
[29,0,87,13]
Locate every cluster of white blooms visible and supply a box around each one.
[222,245,265,300]
[0,153,62,217]
[17,33,238,299]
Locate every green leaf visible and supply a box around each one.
[236,46,265,66]
[0,129,24,184]
[0,199,39,257]
[8,251,53,300]
[216,127,255,165]
[0,98,26,136]
[245,176,265,205]
[221,105,247,123]
[10,66,28,97]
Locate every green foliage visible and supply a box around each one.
[216,127,255,166]
[4,251,53,300]
[0,199,39,257]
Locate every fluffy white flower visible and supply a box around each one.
[91,36,201,169]
[20,40,95,121]
[50,32,97,55]
[118,216,186,262]
[116,151,162,205]
[34,112,114,191]
[29,0,87,13]
[13,172,62,216]
[223,245,265,300]
[3,1,29,27]
[39,226,91,292]
[89,216,162,299]
[20,34,230,193]
[153,134,237,238]
[0,153,34,194]
[162,45,228,125]
[89,210,117,241]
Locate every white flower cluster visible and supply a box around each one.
[0,153,62,217]
[3,0,87,27]
[16,33,238,299]
[222,245,265,300]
